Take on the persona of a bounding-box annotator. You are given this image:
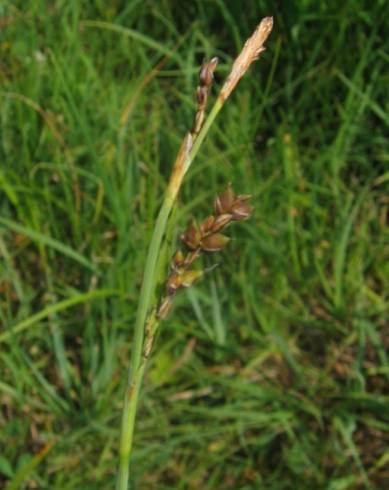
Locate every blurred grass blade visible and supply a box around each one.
[0,217,98,273]
[335,69,389,127]
[186,288,213,339]
[82,20,182,61]
[4,441,55,490]
[0,289,119,342]
[211,279,226,345]
[333,186,369,308]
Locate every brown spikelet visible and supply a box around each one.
[220,16,273,101]
[193,57,219,136]
[158,185,253,320]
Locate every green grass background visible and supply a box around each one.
[1,1,388,489]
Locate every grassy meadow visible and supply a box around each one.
[1,1,388,489]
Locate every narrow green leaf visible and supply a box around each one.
[0,217,98,272]
[0,289,119,342]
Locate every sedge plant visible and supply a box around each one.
[117,16,274,490]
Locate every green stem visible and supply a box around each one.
[183,97,223,174]
[116,96,224,490]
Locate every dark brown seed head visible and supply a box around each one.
[200,215,215,235]
[172,250,185,269]
[196,86,207,105]
[180,270,203,288]
[214,184,235,215]
[201,233,230,252]
[199,57,219,87]
[181,222,202,250]
[231,197,253,221]
[211,213,232,232]
[166,272,183,295]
